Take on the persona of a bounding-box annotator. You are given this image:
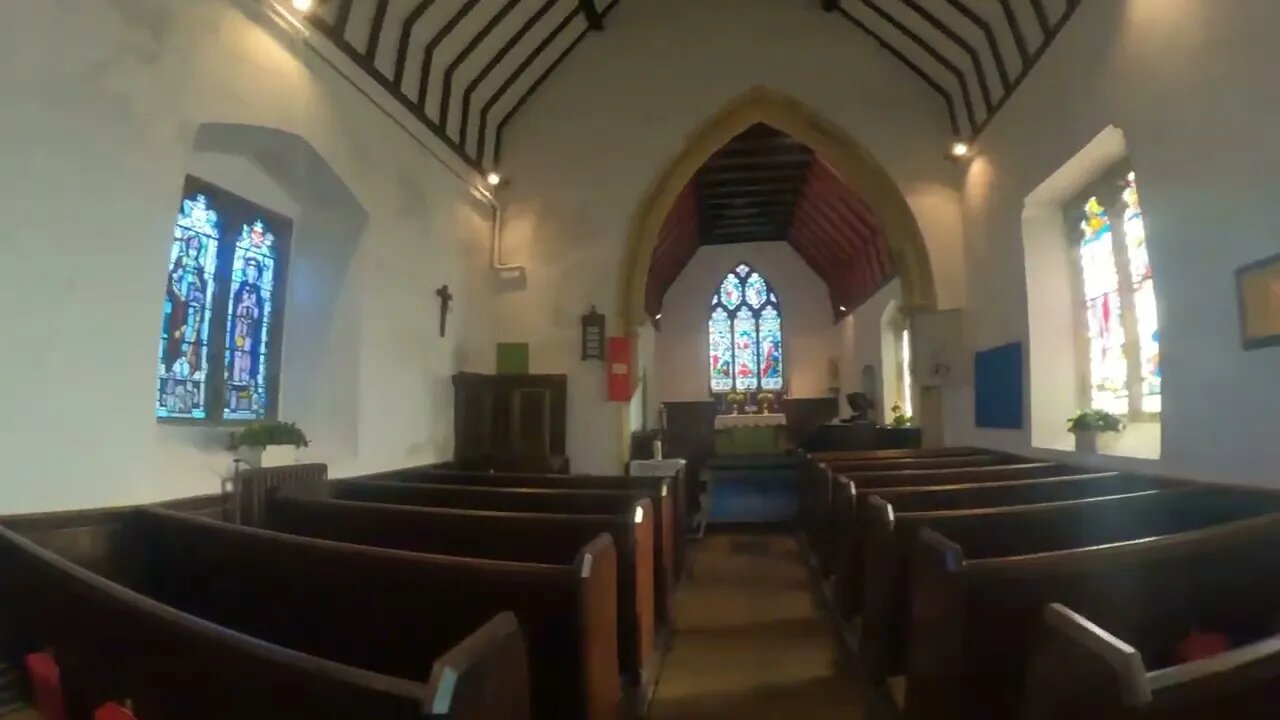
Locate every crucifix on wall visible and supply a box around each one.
[436,284,453,337]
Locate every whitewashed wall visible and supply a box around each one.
[957,1,1280,484]
[838,280,903,424]
[496,0,966,472]
[0,0,496,512]
[656,242,840,403]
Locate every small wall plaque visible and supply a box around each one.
[581,306,606,360]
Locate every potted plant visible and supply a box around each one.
[756,392,777,414]
[1067,410,1124,453]
[725,391,747,415]
[890,402,913,428]
[230,420,310,468]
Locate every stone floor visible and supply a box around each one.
[647,531,865,719]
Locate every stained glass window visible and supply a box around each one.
[156,176,292,424]
[1075,170,1160,417]
[707,264,784,395]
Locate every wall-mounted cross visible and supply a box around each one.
[436,284,453,338]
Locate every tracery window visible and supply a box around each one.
[708,264,783,394]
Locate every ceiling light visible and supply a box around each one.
[291,0,313,12]
[654,313,662,320]
[949,141,971,159]
[485,171,502,187]
[838,306,847,312]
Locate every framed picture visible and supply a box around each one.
[1236,251,1280,350]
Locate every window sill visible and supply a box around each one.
[1033,420,1161,460]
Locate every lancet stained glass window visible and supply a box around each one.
[1075,170,1160,417]
[708,264,784,394]
[157,176,292,423]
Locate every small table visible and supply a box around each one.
[713,413,788,455]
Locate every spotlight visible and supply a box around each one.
[654,313,663,320]
[485,171,502,187]
[949,141,971,159]
[838,306,847,312]
[291,0,313,12]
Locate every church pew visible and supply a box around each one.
[1022,603,1280,720]
[359,466,685,598]
[803,453,1044,571]
[0,523,531,720]
[815,462,1071,577]
[127,508,621,720]
[264,493,658,706]
[829,472,1169,618]
[332,479,675,627]
[807,447,991,462]
[860,486,1275,686]
[903,508,1280,720]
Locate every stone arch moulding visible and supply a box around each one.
[617,85,938,333]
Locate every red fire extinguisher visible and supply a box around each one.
[606,336,632,402]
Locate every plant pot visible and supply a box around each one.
[1074,431,1098,454]
[238,444,298,468]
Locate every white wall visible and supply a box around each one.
[0,0,495,513]
[656,243,839,403]
[837,281,903,423]
[957,0,1280,484]
[497,0,966,472]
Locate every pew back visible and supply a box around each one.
[265,494,656,688]
[131,508,620,720]
[1023,603,1280,720]
[861,487,1277,684]
[0,523,530,719]
[906,512,1280,720]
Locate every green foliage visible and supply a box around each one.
[1067,409,1125,435]
[890,402,913,428]
[229,420,310,449]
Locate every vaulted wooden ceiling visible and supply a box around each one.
[302,0,1083,173]
[645,124,894,321]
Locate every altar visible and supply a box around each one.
[713,413,788,455]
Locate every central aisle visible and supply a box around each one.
[647,532,865,719]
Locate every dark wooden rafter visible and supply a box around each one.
[944,0,1012,92]
[418,0,485,111]
[394,0,438,85]
[898,0,993,112]
[439,0,523,130]
[858,0,978,131]
[492,0,625,164]
[580,0,604,30]
[331,0,355,36]
[826,0,1081,140]
[458,0,561,151]
[834,7,961,136]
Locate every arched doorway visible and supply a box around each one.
[617,87,940,454]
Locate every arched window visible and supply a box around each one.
[1076,170,1160,416]
[157,175,291,423]
[708,264,783,394]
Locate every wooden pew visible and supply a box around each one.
[809,459,1054,575]
[332,479,675,629]
[0,523,530,720]
[904,507,1280,720]
[860,486,1273,686]
[362,467,685,600]
[264,493,658,708]
[830,472,1168,618]
[807,447,991,462]
[128,508,621,720]
[1023,603,1280,720]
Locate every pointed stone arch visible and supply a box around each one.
[618,86,937,331]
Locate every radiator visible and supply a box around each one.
[229,463,328,528]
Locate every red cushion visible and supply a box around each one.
[23,652,68,720]
[95,702,137,720]
[1176,631,1233,663]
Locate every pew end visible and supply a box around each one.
[1022,603,1149,720]
[426,612,532,720]
[573,534,625,720]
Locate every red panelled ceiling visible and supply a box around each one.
[644,124,895,321]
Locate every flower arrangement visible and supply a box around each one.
[890,402,913,428]
[725,391,747,414]
[229,420,310,450]
[1067,409,1125,435]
